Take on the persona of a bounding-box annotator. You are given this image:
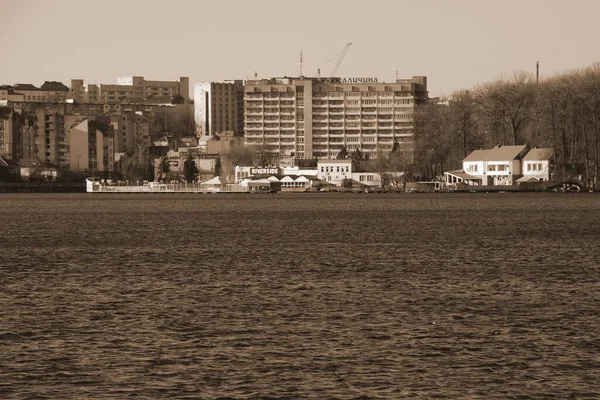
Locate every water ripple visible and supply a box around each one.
[0,193,599,399]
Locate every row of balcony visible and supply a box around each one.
[313,126,402,131]
[245,132,296,137]
[246,128,410,134]
[246,110,409,117]
[245,118,296,122]
[311,133,404,138]
[245,111,296,116]
[258,126,295,129]
[311,104,412,109]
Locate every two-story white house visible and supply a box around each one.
[518,148,554,183]
[445,145,549,186]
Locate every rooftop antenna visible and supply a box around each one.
[300,49,303,78]
[317,68,321,80]
[254,71,257,79]
[395,68,398,81]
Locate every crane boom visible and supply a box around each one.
[330,42,352,77]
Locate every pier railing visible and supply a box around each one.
[88,182,250,194]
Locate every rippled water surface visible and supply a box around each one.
[1,193,599,399]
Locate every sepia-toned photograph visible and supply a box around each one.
[1,0,599,398]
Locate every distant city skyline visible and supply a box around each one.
[2,0,600,97]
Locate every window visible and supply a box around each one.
[467,164,478,173]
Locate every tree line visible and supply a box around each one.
[414,63,600,186]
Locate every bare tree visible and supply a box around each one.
[148,105,197,140]
[225,144,255,168]
[414,99,452,179]
[449,90,481,158]
[474,72,536,146]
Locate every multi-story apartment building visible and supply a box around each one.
[70,76,190,104]
[1,106,46,162]
[36,105,67,167]
[243,76,428,160]
[9,103,73,168]
[0,86,19,102]
[0,107,16,158]
[194,80,244,138]
[71,80,100,103]
[112,112,150,154]
[1,82,70,103]
[67,117,115,174]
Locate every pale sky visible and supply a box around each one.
[1,0,599,97]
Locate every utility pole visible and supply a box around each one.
[536,61,540,84]
[76,154,81,182]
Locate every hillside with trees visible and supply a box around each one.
[414,63,600,187]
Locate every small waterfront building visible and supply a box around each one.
[200,176,224,191]
[317,159,352,185]
[316,159,384,187]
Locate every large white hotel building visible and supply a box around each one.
[243,76,428,160]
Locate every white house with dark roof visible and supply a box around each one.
[519,148,554,182]
[445,145,553,186]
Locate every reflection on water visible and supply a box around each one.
[1,193,599,399]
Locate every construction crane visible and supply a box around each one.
[330,42,352,77]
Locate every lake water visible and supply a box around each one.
[1,193,599,399]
